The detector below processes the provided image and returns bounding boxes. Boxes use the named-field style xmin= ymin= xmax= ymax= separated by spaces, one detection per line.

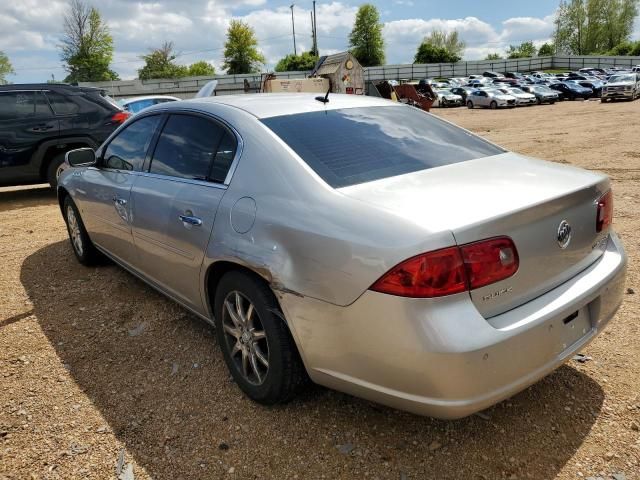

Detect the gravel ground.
xmin=1 ymin=99 xmax=639 ymax=480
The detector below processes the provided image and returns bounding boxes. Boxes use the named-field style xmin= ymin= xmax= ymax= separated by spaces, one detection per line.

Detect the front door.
xmin=130 ymin=113 xmax=238 ymax=313
xmin=77 ymin=114 xmax=163 ymax=265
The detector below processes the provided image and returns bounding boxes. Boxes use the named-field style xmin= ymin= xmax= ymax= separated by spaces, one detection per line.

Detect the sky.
xmin=1 ymin=0 xmax=638 ymax=83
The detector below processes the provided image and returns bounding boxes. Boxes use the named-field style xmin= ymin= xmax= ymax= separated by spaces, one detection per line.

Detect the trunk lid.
xmin=339 ymin=153 xmax=610 ymax=318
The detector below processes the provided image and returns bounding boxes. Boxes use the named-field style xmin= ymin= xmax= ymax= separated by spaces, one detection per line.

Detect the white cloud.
xmin=0 ymin=1 xmax=559 ymax=82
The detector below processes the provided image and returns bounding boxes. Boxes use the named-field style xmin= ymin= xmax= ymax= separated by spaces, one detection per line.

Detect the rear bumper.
xmin=280 ymin=233 xmax=627 ymax=419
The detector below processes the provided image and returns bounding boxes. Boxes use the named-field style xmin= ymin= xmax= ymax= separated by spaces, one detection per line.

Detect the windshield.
xmin=261 ymin=106 xmax=504 ymax=188
xmin=609 ymin=74 xmax=636 ymax=83
xmin=509 ymin=88 xmax=524 ymax=94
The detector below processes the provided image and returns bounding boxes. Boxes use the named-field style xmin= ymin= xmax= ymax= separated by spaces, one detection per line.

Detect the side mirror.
xmin=66 ymin=148 xmax=96 ymax=167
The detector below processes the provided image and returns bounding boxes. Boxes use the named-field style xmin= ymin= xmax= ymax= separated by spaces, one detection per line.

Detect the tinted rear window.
xmin=262 ymin=106 xmax=503 ymax=188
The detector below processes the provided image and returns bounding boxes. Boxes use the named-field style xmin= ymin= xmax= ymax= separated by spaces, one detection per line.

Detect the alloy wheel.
xmin=66 ymin=206 xmax=83 ymax=256
xmin=222 ymin=291 xmax=269 ymax=385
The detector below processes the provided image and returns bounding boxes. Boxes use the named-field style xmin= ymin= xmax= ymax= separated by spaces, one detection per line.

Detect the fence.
xmin=82 ymin=55 xmax=640 ymax=99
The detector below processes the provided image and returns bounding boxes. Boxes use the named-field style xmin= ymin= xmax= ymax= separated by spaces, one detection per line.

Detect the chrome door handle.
xmin=179 ymin=215 xmax=202 ymax=226
xmin=112 ymin=196 xmax=127 ymax=206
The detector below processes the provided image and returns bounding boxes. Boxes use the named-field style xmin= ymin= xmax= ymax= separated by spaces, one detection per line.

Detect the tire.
xmin=537 ymin=98 xmax=542 ymax=105
xmin=214 ymin=271 xmax=307 ymax=405
xmin=490 ymin=100 xmax=498 ymax=110
xmin=46 ymin=152 xmax=67 ymax=188
xmin=467 ymin=100 xmax=474 ymax=109
xmin=601 ymin=98 xmax=608 ymax=103
xmin=550 ymin=100 xmax=556 ymax=105
xmin=63 ymin=196 xmax=100 ymax=266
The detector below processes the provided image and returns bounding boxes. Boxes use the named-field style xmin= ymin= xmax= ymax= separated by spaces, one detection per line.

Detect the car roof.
xmin=120 ymin=95 xmax=181 ymax=104
xmin=158 ymin=93 xmax=397 ymax=119
xmin=0 ymin=83 xmax=104 ymax=94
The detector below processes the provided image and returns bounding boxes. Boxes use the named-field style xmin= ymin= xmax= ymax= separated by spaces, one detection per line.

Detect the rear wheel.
xmin=63 ymin=196 xmax=100 ymax=265
xmin=467 ymin=100 xmax=474 ymax=109
xmin=46 ymin=152 xmax=67 ymax=188
xmin=490 ymin=100 xmax=498 ymax=109
xmin=214 ymin=271 xmax=306 ymax=405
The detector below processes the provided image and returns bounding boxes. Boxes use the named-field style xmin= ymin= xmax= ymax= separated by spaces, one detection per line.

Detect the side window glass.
xmin=210 ymin=131 xmax=237 ymax=183
xmin=103 ymin=115 xmax=161 ymax=171
xmin=0 ymin=92 xmax=48 ymax=120
xmin=35 ymin=92 xmax=53 ymax=116
xmin=44 ymin=91 xmax=80 ymax=115
xmin=149 ymin=114 xmax=224 ymax=181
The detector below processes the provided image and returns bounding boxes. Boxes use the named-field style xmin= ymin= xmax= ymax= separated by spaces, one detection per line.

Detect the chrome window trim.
xmin=136 ymin=171 xmax=228 ymax=190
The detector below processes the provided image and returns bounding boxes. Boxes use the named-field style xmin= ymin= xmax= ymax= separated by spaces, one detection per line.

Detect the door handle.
xmin=179 ymin=215 xmax=202 ymax=226
xmin=32 ymin=124 xmax=55 ymax=132
xmin=112 ymin=196 xmax=127 ymax=206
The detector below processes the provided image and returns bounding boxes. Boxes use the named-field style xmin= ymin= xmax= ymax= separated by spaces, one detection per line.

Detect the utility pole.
xmin=290 ymin=4 xmax=297 ymax=56
xmin=313 ymin=0 xmax=318 ymax=55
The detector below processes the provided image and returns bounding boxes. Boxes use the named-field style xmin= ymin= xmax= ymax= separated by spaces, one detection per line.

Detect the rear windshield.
xmin=262 ymin=106 xmax=503 ymax=188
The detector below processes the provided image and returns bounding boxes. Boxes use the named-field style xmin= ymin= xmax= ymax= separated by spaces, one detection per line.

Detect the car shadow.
xmin=21 ymin=240 xmax=605 ymax=480
xmin=0 ymin=185 xmax=56 ymax=212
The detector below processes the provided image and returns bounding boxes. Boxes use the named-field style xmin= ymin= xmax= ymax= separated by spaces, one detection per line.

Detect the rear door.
xmin=0 ymin=90 xmax=58 ymax=185
xmin=130 ymin=112 xmax=238 ymax=312
xmin=78 ymin=114 xmax=163 ymax=265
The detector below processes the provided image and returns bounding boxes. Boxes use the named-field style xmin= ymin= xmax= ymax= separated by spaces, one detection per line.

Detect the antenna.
xmin=315 ymin=86 xmax=330 ymax=104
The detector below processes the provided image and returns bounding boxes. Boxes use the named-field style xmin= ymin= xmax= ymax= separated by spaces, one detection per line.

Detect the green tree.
xmin=554 ymin=0 xmax=639 ymax=54
xmin=187 ymin=61 xmax=215 ymax=76
xmin=507 ymin=41 xmax=537 ymax=59
xmin=348 ymin=4 xmax=385 ymax=67
xmin=608 ymin=40 xmax=640 ymax=55
xmin=60 ymin=0 xmax=119 ymax=82
xmin=274 ymin=51 xmax=319 ymax=72
xmin=423 ymin=30 xmax=466 ymax=58
xmin=537 ymin=43 xmax=555 ymax=56
xmin=223 ymin=20 xmax=265 ymax=74
xmin=414 ymin=43 xmax=460 ymax=63
xmin=138 ymin=42 xmax=188 ymax=80
xmin=0 ymin=51 xmax=13 ymax=84
xmin=485 ymin=53 xmax=503 ymax=60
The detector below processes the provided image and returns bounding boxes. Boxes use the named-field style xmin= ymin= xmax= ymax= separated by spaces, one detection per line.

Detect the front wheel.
xmin=490 ymin=100 xmax=498 ymax=109
xmin=63 ymin=196 xmax=100 ymax=265
xmin=467 ymin=100 xmax=474 ymax=109
xmin=214 ymin=271 xmax=307 ymax=405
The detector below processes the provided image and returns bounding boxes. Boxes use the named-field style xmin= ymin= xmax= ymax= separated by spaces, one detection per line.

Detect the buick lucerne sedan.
xmin=58 ymin=94 xmax=627 ymax=419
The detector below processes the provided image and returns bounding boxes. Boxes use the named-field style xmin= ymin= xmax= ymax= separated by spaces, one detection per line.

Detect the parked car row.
xmin=418 ymin=67 xmax=640 ymax=109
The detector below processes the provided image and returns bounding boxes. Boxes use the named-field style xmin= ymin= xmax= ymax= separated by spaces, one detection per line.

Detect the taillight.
xmin=370 ymin=247 xmax=467 ymax=298
xmin=460 ymin=237 xmax=519 ymax=290
xmin=596 ymin=190 xmax=613 ymax=233
xmin=370 ymin=237 xmax=519 ymax=298
xmin=111 ymin=111 xmax=131 ymax=124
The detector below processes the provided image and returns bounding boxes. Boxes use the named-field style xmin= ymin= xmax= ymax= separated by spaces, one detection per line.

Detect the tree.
xmin=0 ymin=51 xmax=13 ymax=84
xmin=608 ymin=40 xmax=640 ymax=55
xmin=423 ymin=30 xmax=466 ymax=58
xmin=60 ymin=0 xmax=119 ymax=82
xmin=187 ymin=61 xmax=215 ymax=76
xmin=537 ymin=43 xmax=555 ymax=56
xmin=348 ymin=4 xmax=385 ymax=67
xmin=485 ymin=53 xmax=503 ymax=60
xmin=414 ymin=43 xmax=460 ymax=63
xmin=507 ymin=41 xmax=537 ymax=59
xmin=223 ymin=20 xmax=265 ymax=74
xmin=274 ymin=51 xmax=319 ymax=72
xmin=138 ymin=42 xmax=188 ymax=80
xmin=554 ymin=0 xmax=639 ymax=54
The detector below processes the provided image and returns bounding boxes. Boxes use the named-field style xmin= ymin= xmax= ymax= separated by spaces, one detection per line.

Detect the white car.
xmin=433 ymin=89 xmax=463 ymax=107
xmin=467 ymin=89 xmax=517 ymax=109
xmin=499 ymin=87 xmax=537 ymax=106
xmin=118 ymin=95 xmax=181 ymax=114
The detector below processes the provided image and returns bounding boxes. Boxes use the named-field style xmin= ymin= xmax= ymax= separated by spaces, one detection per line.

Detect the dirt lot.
xmin=1 ymin=99 xmax=639 ymax=480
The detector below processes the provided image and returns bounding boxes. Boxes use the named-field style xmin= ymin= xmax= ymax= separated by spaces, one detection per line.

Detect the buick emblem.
xmin=557 ymin=220 xmax=572 ymax=249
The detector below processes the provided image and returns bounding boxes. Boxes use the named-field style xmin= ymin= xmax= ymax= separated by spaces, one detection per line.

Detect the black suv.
xmin=0 ymin=84 xmax=129 ymax=187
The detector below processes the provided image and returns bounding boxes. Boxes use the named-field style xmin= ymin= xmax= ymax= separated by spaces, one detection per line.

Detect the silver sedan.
xmin=467 ymin=88 xmax=517 ymax=109
xmin=59 ymin=94 xmax=627 ymax=419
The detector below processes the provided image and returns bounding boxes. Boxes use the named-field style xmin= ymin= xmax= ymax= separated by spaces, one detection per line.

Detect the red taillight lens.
xmin=596 ymin=190 xmax=613 ymax=233
xmin=370 ymin=247 xmax=467 ymax=298
xmin=370 ymin=237 xmax=519 ymax=298
xmin=111 ymin=111 xmax=131 ymax=124
xmin=460 ymin=237 xmax=519 ymax=290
